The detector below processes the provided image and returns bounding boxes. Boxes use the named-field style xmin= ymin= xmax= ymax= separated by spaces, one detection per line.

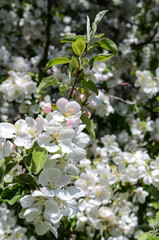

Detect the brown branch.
xmin=107 ymin=94 xmax=135 ymax=105
xmin=41 ymin=0 xmax=53 ymax=67
xmin=107 ymin=82 xmax=130 ymax=89
xmin=67 ymin=69 xmax=82 ymax=100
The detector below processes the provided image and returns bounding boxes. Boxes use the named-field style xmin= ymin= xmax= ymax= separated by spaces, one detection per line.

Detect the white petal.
xmin=20 ymin=195 xmax=34 ymax=208
xmin=66 ymin=101 xmax=81 ymax=114
xmin=67 ymin=186 xmax=85 ymax=199
xmin=52 ymin=111 xmax=65 ymax=122
xmin=14 ymin=134 xmax=34 ymax=149
xmin=44 ymin=199 xmax=60 ymax=219
xmin=34 ymin=217 xmax=48 ymax=235
xmin=59 ymin=139 xmax=72 ymax=153
xmin=56 ymin=98 xmax=68 ymax=114
xmin=0 ymin=123 xmax=16 ymax=138
xmin=24 ymin=208 xmax=40 ymax=222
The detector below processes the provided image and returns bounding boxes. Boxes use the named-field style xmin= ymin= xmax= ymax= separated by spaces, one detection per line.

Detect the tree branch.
xmin=107 ymin=94 xmax=135 ymax=105
xmin=107 ymin=82 xmax=130 ymax=89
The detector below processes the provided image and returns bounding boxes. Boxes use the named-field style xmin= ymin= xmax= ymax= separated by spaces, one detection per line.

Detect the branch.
xmin=107 ymin=82 xmax=130 ymax=89
xmin=41 ymin=0 xmax=53 ymax=66
xmin=107 ymin=94 xmax=135 ymax=105
xmin=67 ymin=69 xmax=82 ymax=100
xmin=67 ymin=43 xmax=87 ymax=100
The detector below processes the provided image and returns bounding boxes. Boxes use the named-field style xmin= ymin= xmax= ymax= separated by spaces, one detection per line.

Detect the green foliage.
xmin=24 ymin=146 xmax=47 ymax=175
xmin=36 ymin=75 xmax=58 ymax=93
xmin=92 ymin=10 xmax=108 ymax=37
xmin=1 ymin=184 xmax=27 ymax=205
xmin=81 ymin=114 xmax=95 ymax=141
xmin=99 ymin=38 xmax=118 ymax=54
xmin=69 ymin=56 xmax=78 ymax=77
xmin=45 ymin=57 xmax=70 ymax=70
xmin=80 ymin=79 xmax=98 ymax=95
xmin=72 ymin=38 xmax=86 ymax=56
xmin=32 ymin=146 xmax=48 ymax=174
xmin=61 ymin=35 xmax=78 ymax=43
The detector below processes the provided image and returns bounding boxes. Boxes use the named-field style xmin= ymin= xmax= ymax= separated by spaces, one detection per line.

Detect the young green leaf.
xmin=138 ymin=233 xmax=149 ymax=240
xmin=61 ymin=35 xmax=78 ymax=43
xmin=1 ymin=184 xmax=25 ymax=205
xmin=12 ymin=173 xmax=37 ymax=190
xmin=80 ymin=79 xmax=98 ymax=95
xmin=32 ymin=146 xmax=48 ymax=174
xmin=45 ymin=57 xmax=70 ymax=70
xmin=92 ymin=10 xmax=108 ymax=36
xmin=81 ymin=114 xmax=95 ymax=141
xmin=69 ymin=56 xmax=78 ymax=76
xmin=99 ymin=38 xmax=118 ymax=54
xmin=86 ymin=15 xmax=91 ymax=41
xmin=58 ymin=83 xmax=67 ymax=96
xmin=37 ymin=76 xmax=58 ymax=93
xmin=72 ymin=38 xmax=86 ymax=56
xmin=94 ymin=33 xmax=105 ymax=38
xmin=93 ymin=54 xmax=114 ymax=62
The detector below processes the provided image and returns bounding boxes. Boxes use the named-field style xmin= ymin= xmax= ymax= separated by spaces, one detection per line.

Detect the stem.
xmin=41 ymin=0 xmax=53 ymax=66
xmin=67 ymin=43 xmax=87 ymax=100
xmin=107 ymin=82 xmax=130 ymax=89
xmin=107 ymin=93 xmax=135 ymax=105
xmin=67 ymin=69 xmax=82 ymax=100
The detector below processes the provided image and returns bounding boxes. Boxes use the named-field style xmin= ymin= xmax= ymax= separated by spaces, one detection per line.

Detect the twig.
xmin=107 ymin=93 xmax=135 ymax=105
xmin=67 ymin=69 xmax=82 ymax=100
xmin=107 ymin=82 xmax=130 ymax=89
xmin=67 ymin=43 xmax=87 ymax=100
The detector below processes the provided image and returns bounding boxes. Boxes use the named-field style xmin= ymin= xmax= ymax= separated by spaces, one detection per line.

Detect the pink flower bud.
xmin=72 ymin=89 xmax=78 ymax=98
xmin=42 ymin=103 xmax=52 ymax=114
xmin=46 ymin=69 xmax=52 ymax=75
xmin=79 ymin=93 xmax=87 ymax=103
xmin=83 ymin=111 xmax=91 ymax=119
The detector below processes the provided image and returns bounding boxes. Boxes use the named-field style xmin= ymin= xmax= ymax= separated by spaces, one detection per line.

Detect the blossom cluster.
xmin=0 ymin=98 xmax=89 ymax=237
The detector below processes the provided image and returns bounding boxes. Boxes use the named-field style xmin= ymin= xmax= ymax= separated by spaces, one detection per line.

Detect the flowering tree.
xmin=0 ymin=0 xmax=159 ymax=240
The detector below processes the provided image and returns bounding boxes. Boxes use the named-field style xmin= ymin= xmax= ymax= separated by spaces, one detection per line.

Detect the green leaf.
xmin=83 ymin=58 xmax=90 ymax=65
xmin=93 ymin=54 xmax=114 ymax=62
xmin=37 ymin=75 xmax=58 ymax=93
xmin=153 ymin=107 xmax=159 ymax=112
xmin=72 ymin=38 xmax=86 ymax=56
xmin=93 ymin=41 xmax=100 ymax=48
xmin=12 ymin=173 xmax=37 ymax=190
xmin=94 ymin=33 xmax=105 ymax=38
xmin=45 ymin=57 xmax=70 ymax=70
xmin=58 ymin=83 xmax=67 ymax=96
xmin=92 ymin=10 xmax=108 ymax=36
xmin=32 ymin=146 xmax=48 ymax=174
xmin=86 ymin=16 xmax=91 ymax=41
xmin=99 ymin=38 xmax=118 ymax=54
xmin=1 ymin=184 xmax=25 ymax=205
xmin=80 ymin=79 xmax=98 ymax=95
xmin=138 ymin=233 xmax=149 ymax=240
xmin=81 ymin=114 xmax=95 ymax=141
xmin=69 ymin=56 xmax=78 ymax=77
xmin=24 ymin=154 xmax=35 ymax=173
xmin=61 ymin=35 xmax=78 ymax=43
